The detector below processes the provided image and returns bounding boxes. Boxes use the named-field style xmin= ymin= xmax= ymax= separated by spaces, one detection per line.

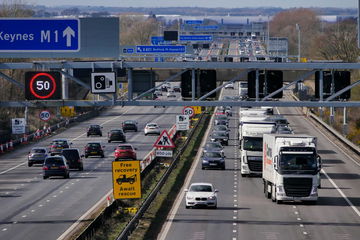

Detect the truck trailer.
xmin=262 ymin=134 xmax=321 ymax=204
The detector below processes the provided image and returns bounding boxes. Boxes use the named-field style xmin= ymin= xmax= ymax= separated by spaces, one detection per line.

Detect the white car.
xmin=224 ymin=82 xmax=234 ymax=89
xmin=184 ymin=182 xmax=218 ymax=209
xmin=144 ymin=123 xmax=160 ymax=136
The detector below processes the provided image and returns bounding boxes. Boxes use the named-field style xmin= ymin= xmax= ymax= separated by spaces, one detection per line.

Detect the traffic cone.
xmin=22 ymin=134 xmax=29 ymax=144
xmin=0 ymin=144 xmax=4 ymax=153
xmin=9 ymin=140 xmax=14 ymax=150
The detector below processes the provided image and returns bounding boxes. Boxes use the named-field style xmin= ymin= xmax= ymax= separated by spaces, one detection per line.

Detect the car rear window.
xmin=90 ymin=125 xmax=100 ymax=128
xmin=45 ymin=157 xmax=64 ymax=165
xmin=53 ymin=140 xmax=66 ymax=145
xmin=31 ymin=149 xmax=46 ymax=153
xmin=148 ymin=124 xmax=157 ymax=127
xmin=87 ymin=143 xmax=100 ymax=147
xmin=190 ymin=185 xmax=213 ymax=192
xmin=111 ymin=130 xmax=123 ymax=134
xmin=117 ymin=146 xmax=133 ymax=150
xmin=62 ymin=150 xmax=79 ymax=159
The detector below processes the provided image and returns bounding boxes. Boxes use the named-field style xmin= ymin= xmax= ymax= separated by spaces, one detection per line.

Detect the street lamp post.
xmin=296 ymin=23 xmax=301 ymax=62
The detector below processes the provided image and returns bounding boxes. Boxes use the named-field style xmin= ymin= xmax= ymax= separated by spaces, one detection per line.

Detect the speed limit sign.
xmin=182 ymin=106 xmax=195 ymax=118
xmin=25 ymin=72 xmax=62 ymax=100
xmin=39 ymin=110 xmax=51 ymax=121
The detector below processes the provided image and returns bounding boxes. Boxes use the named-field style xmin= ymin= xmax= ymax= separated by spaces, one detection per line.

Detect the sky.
xmin=30 ymin=0 xmax=357 ymax=8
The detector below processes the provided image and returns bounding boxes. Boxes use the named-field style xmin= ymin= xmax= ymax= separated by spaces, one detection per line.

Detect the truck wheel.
xmin=271 ymin=185 xmax=276 ymax=202
xmin=241 ymin=174 xmax=247 ymax=177
xmin=264 ymin=181 xmax=271 ymax=199
xmin=276 ymin=200 xmax=283 ymax=204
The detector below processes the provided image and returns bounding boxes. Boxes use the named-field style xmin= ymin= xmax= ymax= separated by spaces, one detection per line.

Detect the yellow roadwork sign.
xmin=193 ymin=106 xmax=202 ymax=114
xmin=112 ymin=161 xmax=141 ymax=199
xmin=60 ymin=106 xmax=75 ymax=117
xmin=123 ymin=207 xmax=138 ymax=214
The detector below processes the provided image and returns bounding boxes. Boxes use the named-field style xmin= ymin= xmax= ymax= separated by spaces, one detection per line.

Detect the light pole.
xmin=295 ymin=23 xmax=301 ymax=62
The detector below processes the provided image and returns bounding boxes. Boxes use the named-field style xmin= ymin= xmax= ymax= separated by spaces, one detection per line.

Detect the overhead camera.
xmin=94 ymin=75 xmax=112 ymax=90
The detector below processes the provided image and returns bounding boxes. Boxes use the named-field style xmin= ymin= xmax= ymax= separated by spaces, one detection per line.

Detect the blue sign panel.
xmin=136 ymin=45 xmax=185 ymax=53
xmin=179 ymin=35 xmax=213 ymax=41
xmin=194 ymin=25 xmax=219 ymax=30
xmin=0 ymin=18 xmax=80 ymax=52
xmin=151 ymin=36 xmax=164 ymax=45
xmin=185 ymin=20 xmax=203 ymax=25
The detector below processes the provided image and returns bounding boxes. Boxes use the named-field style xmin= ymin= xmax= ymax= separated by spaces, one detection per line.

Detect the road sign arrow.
xmin=63 ymin=26 xmax=75 ymax=47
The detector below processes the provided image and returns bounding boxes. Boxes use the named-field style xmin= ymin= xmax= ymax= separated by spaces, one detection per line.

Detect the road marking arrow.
xmin=63 ymin=26 xmax=75 ymax=47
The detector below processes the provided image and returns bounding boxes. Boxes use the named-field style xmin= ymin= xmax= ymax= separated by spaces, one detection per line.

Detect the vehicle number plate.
xmin=209 ymin=163 xmax=217 ymax=166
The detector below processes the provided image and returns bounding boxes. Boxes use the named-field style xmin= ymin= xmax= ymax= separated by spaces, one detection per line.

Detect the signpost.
xmin=0 ymin=18 xmax=80 ymax=52
xmin=91 ymin=72 xmax=116 ymax=94
xmin=182 ymin=106 xmax=195 ymax=118
xmin=179 ymin=35 xmax=213 ymax=41
xmin=12 ymin=118 xmax=25 ymax=134
xmin=39 ymin=110 xmax=51 ymax=121
xmin=25 ymin=72 xmax=62 ymax=100
xmin=136 ymin=45 xmax=186 ymax=54
xmin=112 ymin=161 xmax=141 ymax=199
xmin=155 ymin=150 xmax=173 ymax=157
xmin=176 ymin=115 xmax=190 ymax=131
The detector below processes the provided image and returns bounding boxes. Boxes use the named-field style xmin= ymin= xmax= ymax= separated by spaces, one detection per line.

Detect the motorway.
xmin=159 ymin=87 xmax=360 ymax=240
xmin=0 ymin=98 xmax=182 ymax=240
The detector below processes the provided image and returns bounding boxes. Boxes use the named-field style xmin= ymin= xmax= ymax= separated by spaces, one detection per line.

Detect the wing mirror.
xmin=274 ymin=155 xmax=279 ymax=171
xmin=214 ymin=189 xmax=219 ymax=193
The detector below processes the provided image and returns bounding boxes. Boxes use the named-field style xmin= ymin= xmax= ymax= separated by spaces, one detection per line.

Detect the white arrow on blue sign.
xmin=179 ymin=35 xmax=213 ymax=41
xmin=136 ymin=45 xmax=186 ymax=53
xmin=0 ymin=18 xmax=80 ymax=52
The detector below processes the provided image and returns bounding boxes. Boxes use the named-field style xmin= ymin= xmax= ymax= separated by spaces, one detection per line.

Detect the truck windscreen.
xmin=280 ymin=154 xmax=317 ymax=171
xmin=243 ymin=137 xmax=263 ymax=151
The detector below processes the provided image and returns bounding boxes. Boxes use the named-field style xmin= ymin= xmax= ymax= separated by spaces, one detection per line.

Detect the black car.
xmin=61 ymin=148 xmax=84 ymax=170
xmin=210 ymin=131 xmax=229 ymax=146
xmin=201 ymin=151 xmax=225 ymax=170
xmin=122 ymin=120 xmax=138 ymax=132
xmin=84 ymin=142 xmax=105 ymax=158
xmin=87 ymin=124 xmax=102 ymax=137
xmin=173 ymin=86 xmax=181 ymax=92
xmin=43 ymin=156 xmax=70 ymax=179
xmin=108 ymin=129 xmax=126 ymax=143
xmin=28 ymin=147 xmax=48 ymax=167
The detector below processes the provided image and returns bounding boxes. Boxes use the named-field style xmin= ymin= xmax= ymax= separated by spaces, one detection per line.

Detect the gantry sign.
xmin=1 ymin=61 xmax=360 ymax=108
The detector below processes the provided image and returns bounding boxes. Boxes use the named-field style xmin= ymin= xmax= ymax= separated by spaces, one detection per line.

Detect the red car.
xmin=114 ymin=144 xmax=137 ymax=160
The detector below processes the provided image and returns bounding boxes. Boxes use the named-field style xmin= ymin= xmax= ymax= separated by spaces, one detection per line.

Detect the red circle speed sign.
xmin=25 ymin=71 xmax=62 ymax=100
xmin=182 ymin=106 xmax=195 ymax=118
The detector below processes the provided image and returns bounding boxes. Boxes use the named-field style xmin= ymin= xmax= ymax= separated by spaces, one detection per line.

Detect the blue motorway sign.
xmin=194 ymin=25 xmax=219 ymax=30
xmin=179 ymin=35 xmax=213 ymax=41
xmin=185 ymin=20 xmax=203 ymax=25
xmin=0 ymin=18 xmax=80 ymax=52
xmin=151 ymin=36 xmax=164 ymax=45
xmin=136 ymin=45 xmax=186 ymax=53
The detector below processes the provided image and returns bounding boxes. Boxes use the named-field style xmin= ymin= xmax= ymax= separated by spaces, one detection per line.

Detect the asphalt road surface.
xmin=159 ymin=88 xmax=360 ymax=240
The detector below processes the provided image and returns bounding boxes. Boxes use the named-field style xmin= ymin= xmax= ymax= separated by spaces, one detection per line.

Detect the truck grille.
xmin=248 ymin=160 xmax=262 ymax=172
xmin=284 ymin=178 xmax=312 ymax=197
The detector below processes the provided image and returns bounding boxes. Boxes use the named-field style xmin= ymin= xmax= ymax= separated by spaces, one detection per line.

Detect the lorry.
xmin=239 ymin=122 xmax=276 ymax=177
xmin=262 ymin=134 xmax=321 ymax=204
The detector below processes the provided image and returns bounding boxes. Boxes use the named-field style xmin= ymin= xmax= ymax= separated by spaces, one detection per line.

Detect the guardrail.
xmin=117 ymin=113 xmax=205 ymax=240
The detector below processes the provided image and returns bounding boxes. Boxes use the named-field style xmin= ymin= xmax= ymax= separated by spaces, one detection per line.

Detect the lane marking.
xmin=322 ymin=169 xmax=360 ymax=217
xmin=0 ymin=162 xmax=26 ymax=175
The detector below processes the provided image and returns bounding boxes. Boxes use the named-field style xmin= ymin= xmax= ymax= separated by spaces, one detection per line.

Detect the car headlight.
xmin=186 ymin=195 xmax=194 ymax=200
xmin=208 ymin=196 xmax=216 ymax=200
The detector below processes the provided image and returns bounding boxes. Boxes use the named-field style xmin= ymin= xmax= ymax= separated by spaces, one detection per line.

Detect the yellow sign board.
xmin=193 ymin=106 xmax=202 ymax=114
xmin=112 ymin=161 xmax=141 ymax=199
xmin=60 ymin=106 xmax=75 ymax=117
xmin=122 ymin=207 xmax=138 ymax=214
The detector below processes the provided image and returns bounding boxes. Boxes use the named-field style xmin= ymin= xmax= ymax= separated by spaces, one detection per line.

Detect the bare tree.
xmin=120 ymin=15 xmax=159 ymax=45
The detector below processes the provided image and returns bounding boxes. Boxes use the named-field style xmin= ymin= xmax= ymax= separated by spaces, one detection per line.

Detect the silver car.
xmin=28 ymin=147 xmax=49 ymax=167
xmin=144 ymin=123 xmax=160 ymax=136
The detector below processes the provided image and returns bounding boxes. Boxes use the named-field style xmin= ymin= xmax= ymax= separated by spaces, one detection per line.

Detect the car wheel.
xmin=85 ymin=155 xmax=88 ymax=158
xmin=101 ymin=154 xmax=105 ymax=158
xmin=108 ymin=140 xmax=111 ymax=143
xmin=185 ymin=205 xmax=190 ymax=209
xmin=28 ymin=163 xmax=32 ymax=167
xmin=65 ymin=173 xmax=70 ymax=179
xmin=100 ymin=134 xmax=102 ymax=137
xmin=221 ymin=166 xmax=225 ymax=170
xmin=87 ymin=134 xmax=89 ymax=137
xmin=145 ymin=133 xmax=147 ymax=136
xmin=43 ymin=176 xmax=48 ymax=179
xmin=79 ymin=166 xmax=83 ymax=171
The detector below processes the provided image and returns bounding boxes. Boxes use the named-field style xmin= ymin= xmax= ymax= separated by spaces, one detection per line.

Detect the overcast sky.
xmin=31 ymin=0 xmax=357 ymax=8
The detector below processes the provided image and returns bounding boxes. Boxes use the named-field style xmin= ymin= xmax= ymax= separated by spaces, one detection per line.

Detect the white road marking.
xmin=31 ymin=210 xmax=35 ymax=213
xmin=2 ymin=228 xmax=7 ymax=232
xmin=297 ymin=218 xmax=301 ymax=221
xmin=294 ymin=211 xmax=299 ymax=215
xmin=22 ymin=215 xmax=26 ymax=218
xmin=322 ymin=169 xmax=360 ymax=217
xmin=38 ymin=205 xmax=43 ymax=207
xmin=233 ymin=230 xmax=237 ymax=233
xmin=303 ymin=232 xmax=308 ymax=235
xmin=46 ymin=199 xmax=50 ymax=202
xmin=0 ymin=162 xmax=26 ymax=175
xmin=300 ymin=224 xmax=304 ymax=228
xmin=233 ymin=223 xmax=237 ymax=226
xmin=53 ymin=195 xmax=57 ymax=198
xmin=233 ymin=216 xmax=237 ymax=219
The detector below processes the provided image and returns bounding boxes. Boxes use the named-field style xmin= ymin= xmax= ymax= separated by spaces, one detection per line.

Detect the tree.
xmin=0 ymin=0 xmax=34 ymax=17
xmin=270 ymin=8 xmax=320 ymax=58
xmin=120 ymin=15 xmax=159 ymax=45
xmin=316 ymin=19 xmax=359 ymax=62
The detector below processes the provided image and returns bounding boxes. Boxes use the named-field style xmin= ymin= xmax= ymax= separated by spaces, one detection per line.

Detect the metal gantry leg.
xmin=128 ymin=68 xmax=133 ymax=101
xmin=343 ymin=107 xmax=348 ymax=135
xmin=191 ymin=68 xmax=196 ymax=101
xmin=255 ymin=69 xmax=259 ymax=101
xmin=319 ymin=70 xmax=324 ymax=118
xmin=330 ymin=107 xmax=335 ymax=125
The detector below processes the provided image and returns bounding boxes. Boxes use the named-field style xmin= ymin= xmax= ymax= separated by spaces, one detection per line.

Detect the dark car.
xmin=210 ymin=131 xmax=229 ymax=146
xmin=108 ymin=129 xmax=126 ymax=143
xmin=203 ymin=142 xmax=224 ymax=156
xmin=61 ymin=148 xmax=84 ymax=170
xmin=28 ymin=147 xmax=48 ymax=167
xmin=84 ymin=142 xmax=105 ymax=158
xmin=276 ymin=125 xmax=293 ymax=134
xmin=87 ymin=124 xmax=102 ymax=137
xmin=214 ymin=119 xmax=229 ymax=127
xmin=173 ymin=86 xmax=181 ymax=92
xmin=43 ymin=155 xmax=70 ymax=179
xmin=49 ymin=139 xmax=71 ymax=156
xmin=122 ymin=120 xmax=138 ymax=132
xmin=201 ymin=151 xmax=225 ymax=170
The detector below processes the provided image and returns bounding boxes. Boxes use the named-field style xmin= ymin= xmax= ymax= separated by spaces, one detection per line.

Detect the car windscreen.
xmin=31 ymin=149 xmax=46 ymax=153
xmin=117 ymin=146 xmax=133 ymax=150
xmin=90 ymin=125 xmax=100 ymax=129
xmin=62 ymin=150 xmax=79 ymax=160
xmin=213 ymin=132 xmax=227 ymax=137
xmin=215 ymin=126 xmax=227 ymax=131
xmin=205 ymin=143 xmax=221 ymax=149
xmin=111 ymin=130 xmax=123 ymax=134
xmin=87 ymin=143 xmax=100 ymax=148
xmin=204 ymin=152 xmax=222 ymax=158
xmin=45 ymin=158 xmax=64 ymax=165
xmin=190 ymin=185 xmax=213 ymax=192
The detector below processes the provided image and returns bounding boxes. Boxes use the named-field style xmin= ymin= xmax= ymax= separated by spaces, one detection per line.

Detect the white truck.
xmin=262 ymin=134 xmax=321 ymax=204
xmin=239 ymin=122 xmax=276 ymax=177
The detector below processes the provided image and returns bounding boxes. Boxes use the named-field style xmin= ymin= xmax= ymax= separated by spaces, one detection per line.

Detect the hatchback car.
xmin=213 ymin=125 xmax=230 ymax=138
xmin=144 ymin=123 xmax=160 ymax=135
xmin=203 ymin=142 xmax=224 ymax=156
xmin=114 ymin=144 xmax=137 ymax=160
xmin=210 ymin=131 xmax=229 ymax=146
xmin=28 ymin=147 xmax=48 ymax=167
xmin=173 ymin=86 xmax=181 ymax=92
xmin=108 ymin=129 xmax=126 ymax=143
xmin=201 ymin=151 xmax=225 ymax=170
xmin=84 ymin=142 xmax=105 ymax=158
xmin=185 ymin=183 xmax=218 ymax=209
xmin=49 ymin=139 xmax=72 ymax=155
xmin=122 ymin=120 xmax=138 ymax=132
xmin=87 ymin=124 xmax=102 ymax=137
xmin=61 ymin=148 xmax=84 ymax=170
xmin=43 ymin=155 xmax=70 ymax=179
